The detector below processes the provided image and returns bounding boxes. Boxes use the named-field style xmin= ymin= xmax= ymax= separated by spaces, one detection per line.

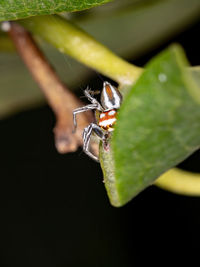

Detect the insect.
xmin=73 ymin=81 xmax=122 ymax=161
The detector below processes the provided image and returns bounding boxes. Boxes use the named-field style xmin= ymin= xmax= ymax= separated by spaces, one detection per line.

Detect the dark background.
xmin=0 ymin=19 xmax=200 ymax=267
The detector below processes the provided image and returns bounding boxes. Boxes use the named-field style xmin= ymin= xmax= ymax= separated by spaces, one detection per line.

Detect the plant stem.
xmin=7 ymin=21 xmax=97 ymax=154
xmin=155 ymin=168 xmax=200 ymax=196
xmin=19 ymin=15 xmax=143 ymax=86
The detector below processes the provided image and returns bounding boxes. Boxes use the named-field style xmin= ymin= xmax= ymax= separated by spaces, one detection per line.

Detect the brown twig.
xmin=6 ymin=21 xmax=97 ymax=155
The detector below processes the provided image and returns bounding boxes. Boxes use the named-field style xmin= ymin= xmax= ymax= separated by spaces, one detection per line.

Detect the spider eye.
xmin=101 ymin=82 xmax=122 ymax=110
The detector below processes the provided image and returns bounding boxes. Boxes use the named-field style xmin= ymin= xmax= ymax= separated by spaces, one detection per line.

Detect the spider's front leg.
xmin=72 ymin=103 xmax=99 ymax=133
xmin=83 ymin=123 xmax=108 ymax=162
xmin=84 ymin=87 xmax=102 ymax=109
xmin=73 ymin=89 xmax=103 ymax=133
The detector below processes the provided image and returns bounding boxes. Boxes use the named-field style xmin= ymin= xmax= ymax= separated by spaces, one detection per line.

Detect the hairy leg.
xmin=72 ymin=104 xmax=99 ymax=132
xmin=82 ymin=123 xmax=107 ymax=162
xmin=84 ymin=87 xmax=103 ymax=111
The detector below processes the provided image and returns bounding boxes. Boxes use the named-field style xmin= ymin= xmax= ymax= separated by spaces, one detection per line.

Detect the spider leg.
xmin=83 ymin=123 xmax=106 ymax=162
xmin=84 ymin=87 xmax=103 ymax=111
xmin=73 ymin=103 xmax=99 ymax=133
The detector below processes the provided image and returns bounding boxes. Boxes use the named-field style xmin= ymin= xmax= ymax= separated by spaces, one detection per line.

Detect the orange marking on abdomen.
xmin=98 ymin=109 xmax=117 ymax=130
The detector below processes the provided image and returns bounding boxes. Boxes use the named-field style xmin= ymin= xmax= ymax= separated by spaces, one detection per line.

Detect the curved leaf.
xmin=100 ymin=45 xmax=200 ymax=207
xmin=0 ymin=0 xmax=111 ymax=22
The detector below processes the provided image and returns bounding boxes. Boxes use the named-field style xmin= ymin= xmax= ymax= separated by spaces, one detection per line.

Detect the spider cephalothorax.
xmin=73 ymin=81 xmax=122 ymax=161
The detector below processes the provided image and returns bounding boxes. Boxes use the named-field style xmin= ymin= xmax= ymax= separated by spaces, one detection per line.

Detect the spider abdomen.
xmin=98 ymin=109 xmax=117 ymax=131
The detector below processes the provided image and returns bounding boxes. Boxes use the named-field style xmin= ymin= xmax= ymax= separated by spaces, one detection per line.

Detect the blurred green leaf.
xmin=0 ymin=0 xmax=111 ymax=21
xmin=100 ymin=45 xmax=200 ymax=207
xmin=77 ymin=0 xmax=200 ymax=59
xmin=0 ymin=33 xmax=14 ymax=51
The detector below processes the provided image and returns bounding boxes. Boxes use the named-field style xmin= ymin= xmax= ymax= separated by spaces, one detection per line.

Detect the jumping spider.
xmin=73 ymin=81 xmax=122 ymax=161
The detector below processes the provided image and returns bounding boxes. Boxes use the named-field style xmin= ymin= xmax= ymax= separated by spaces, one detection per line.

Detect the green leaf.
xmin=0 ymin=0 xmax=111 ymax=21
xmin=100 ymin=45 xmax=200 ymax=207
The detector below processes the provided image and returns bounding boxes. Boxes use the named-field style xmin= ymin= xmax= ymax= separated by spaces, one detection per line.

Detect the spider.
xmin=73 ymin=81 xmax=122 ymax=161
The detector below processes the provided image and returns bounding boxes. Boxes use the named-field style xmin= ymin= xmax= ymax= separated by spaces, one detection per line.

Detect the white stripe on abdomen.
xmin=99 ymin=118 xmax=116 ymax=127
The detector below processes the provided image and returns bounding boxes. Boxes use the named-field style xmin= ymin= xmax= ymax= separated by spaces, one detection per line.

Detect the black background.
xmin=0 ymin=19 xmax=200 ymax=266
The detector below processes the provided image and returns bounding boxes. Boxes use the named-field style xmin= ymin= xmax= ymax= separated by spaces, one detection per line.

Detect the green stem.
xmin=155 ymin=168 xmax=200 ymax=196
xmin=19 ymin=15 xmax=143 ymax=86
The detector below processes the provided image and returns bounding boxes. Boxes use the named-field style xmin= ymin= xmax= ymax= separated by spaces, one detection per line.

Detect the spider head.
xmin=100 ymin=81 xmax=122 ymax=110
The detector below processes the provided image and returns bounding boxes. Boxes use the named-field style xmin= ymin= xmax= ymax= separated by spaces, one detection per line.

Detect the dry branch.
xmin=7 ymin=22 xmax=97 ymax=155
